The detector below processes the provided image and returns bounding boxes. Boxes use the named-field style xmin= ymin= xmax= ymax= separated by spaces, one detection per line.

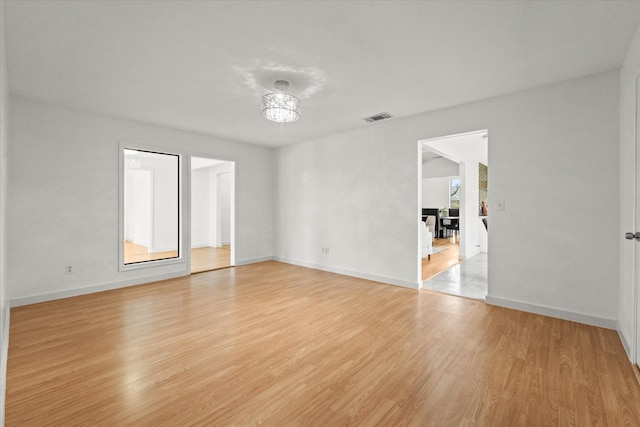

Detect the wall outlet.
xmin=321 ymin=247 xmax=330 ymax=254
xmin=65 ymin=265 xmax=73 ymax=274
xmin=496 ymin=200 xmax=505 ymax=211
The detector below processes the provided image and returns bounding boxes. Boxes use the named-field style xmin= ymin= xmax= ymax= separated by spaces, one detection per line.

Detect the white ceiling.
xmin=4 ymin=1 xmax=639 ymax=147
xmin=422 ymin=130 xmax=488 ymax=166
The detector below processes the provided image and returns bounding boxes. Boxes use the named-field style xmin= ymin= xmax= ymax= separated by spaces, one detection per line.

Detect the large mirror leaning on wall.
xmin=123 ymin=148 xmax=180 ymax=265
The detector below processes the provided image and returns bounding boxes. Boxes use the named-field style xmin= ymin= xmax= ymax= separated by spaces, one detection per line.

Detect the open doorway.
xmin=419 ymin=130 xmax=488 ymax=300
xmin=190 ymin=156 xmax=235 ymax=273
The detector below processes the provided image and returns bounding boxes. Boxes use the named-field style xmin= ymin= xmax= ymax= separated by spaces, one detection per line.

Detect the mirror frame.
xmin=118 ymin=142 xmax=185 ymax=271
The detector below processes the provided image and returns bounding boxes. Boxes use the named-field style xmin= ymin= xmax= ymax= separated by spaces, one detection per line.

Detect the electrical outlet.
xmin=321 ymin=247 xmax=330 ymax=254
xmin=65 ymin=265 xmax=73 ymax=274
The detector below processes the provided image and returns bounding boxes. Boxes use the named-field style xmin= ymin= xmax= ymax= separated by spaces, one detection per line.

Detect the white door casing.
xmin=635 ymin=73 xmax=640 ymax=369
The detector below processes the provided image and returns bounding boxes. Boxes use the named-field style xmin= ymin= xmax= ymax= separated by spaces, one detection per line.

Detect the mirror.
xmin=123 ymin=148 xmax=179 ymax=264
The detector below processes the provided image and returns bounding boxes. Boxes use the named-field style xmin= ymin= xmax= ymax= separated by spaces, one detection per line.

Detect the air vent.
xmin=363 ymin=112 xmax=393 ymax=123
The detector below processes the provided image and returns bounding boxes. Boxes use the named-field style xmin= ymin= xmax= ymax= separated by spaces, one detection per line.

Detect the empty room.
xmin=1 ymin=1 xmax=640 ymax=425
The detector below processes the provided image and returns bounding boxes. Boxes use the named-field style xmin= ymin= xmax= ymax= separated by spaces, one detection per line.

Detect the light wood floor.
xmin=7 ymin=262 xmax=640 ymax=426
xmin=124 ymin=241 xmax=178 ymax=264
xmin=191 ymin=245 xmax=231 ymax=273
xmin=422 ymin=237 xmax=461 ymax=281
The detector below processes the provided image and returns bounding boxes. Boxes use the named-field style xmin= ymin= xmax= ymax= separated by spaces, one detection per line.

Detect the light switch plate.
xmin=496 ymin=200 xmax=505 ymax=211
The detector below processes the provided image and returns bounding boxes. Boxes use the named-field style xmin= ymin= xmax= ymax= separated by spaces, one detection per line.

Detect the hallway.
xmin=423 ymin=253 xmax=487 ymax=300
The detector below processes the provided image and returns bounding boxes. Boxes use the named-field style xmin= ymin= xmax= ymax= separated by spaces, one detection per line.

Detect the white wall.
xmin=618 ymin=22 xmax=640 ymax=360
xmin=0 ymin=2 xmax=9 ymax=423
xmin=218 ymin=172 xmax=231 ymax=245
xmin=459 ymin=160 xmax=480 ymax=260
xmin=124 ymin=169 xmax=152 ymax=247
xmin=7 ymin=97 xmax=274 ymax=303
xmin=142 ymin=153 xmax=179 ymax=252
xmin=276 ymin=70 xmax=620 ymax=327
xmin=422 ymin=177 xmax=454 ymax=211
xmin=422 ymin=157 xmax=459 ymax=178
xmin=191 ymin=162 xmax=233 ymax=249
xmin=191 ymin=168 xmax=210 ymax=248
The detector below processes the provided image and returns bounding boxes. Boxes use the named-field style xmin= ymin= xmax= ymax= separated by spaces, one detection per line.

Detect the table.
xmin=440 ymin=216 xmax=459 ymax=238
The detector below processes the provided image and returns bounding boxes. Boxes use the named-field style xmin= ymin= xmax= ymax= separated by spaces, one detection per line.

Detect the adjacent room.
xmin=190 ymin=156 xmax=235 ymax=273
xmin=420 ymin=130 xmax=489 ymax=300
xmin=1 ymin=1 xmax=640 ymax=425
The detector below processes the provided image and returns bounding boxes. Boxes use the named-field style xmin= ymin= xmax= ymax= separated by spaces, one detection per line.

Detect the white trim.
xmin=274 ymin=257 xmax=420 ymax=290
xmin=486 ymin=295 xmax=617 ymax=330
xmin=148 ymin=246 xmax=179 ymax=253
xmin=619 ymin=321 xmax=633 ymax=358
xmin=190 ymin=243 xmax=211 ymax=249
xmin=235 ymin=256 xmax=273 ymax=266
xmin=9 ymin=271 xmax=187 ymax=307
xmin=633 ymin=72 xmax=640 ymax=366
xmin=0 ymin=306 xmax=9 ymax=427
xmin=458 ymin=247 xmax=480 ymax=261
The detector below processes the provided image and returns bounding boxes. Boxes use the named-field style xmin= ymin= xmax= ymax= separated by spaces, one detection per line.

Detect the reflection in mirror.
xmin=123 ymin=149 xmax=179 ymax=264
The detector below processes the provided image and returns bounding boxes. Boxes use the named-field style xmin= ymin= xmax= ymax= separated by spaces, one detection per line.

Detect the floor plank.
xmin=191 ymin=246 xmax=231 ymax=273
xmin=6 ymin=261 xmax=640 ymax=426
xmin=422 ymin=237 xmax=460 ymax=281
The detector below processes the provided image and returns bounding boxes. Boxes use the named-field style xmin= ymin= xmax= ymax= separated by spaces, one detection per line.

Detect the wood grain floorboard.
xmin=422 ymin=237 xmax=460 ymax=281
xmin=191 ymin=246 xmax=231 ymax=273
xmin=6 ymin=261 xmax=640 ymax=426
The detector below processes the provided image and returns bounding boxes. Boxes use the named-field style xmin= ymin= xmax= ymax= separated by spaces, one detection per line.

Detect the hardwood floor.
xmin=124 ymin=241 xmax=178 ymax=264
xmin=7 ymin=261 xmax=640 ymax=426
xmin=422 ymin=237 xmax=460 ymax=281
xmin=191 ymin=246 xmax=231 ymax=273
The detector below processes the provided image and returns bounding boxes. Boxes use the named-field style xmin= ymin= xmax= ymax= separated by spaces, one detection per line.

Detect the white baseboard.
xmin=190 ymin=243 xmax=211 ymax=249
xmin=149 ymin=246 xmax=178 ymax=254
xmin=10 ymin=271 xmax=187 ymax=307
xmin=618 ymin=321 xmax=635 ymax=363
xmin=459 ymin=247 xmax=481 ymax=261
xmin=274 ymin=257 xmax=420 ymax=290
xmin=235 ymin=256 xmax=273 ymax=266
xmin=1 ymin=305 xmax=9 ymax=427
xmin=485 ymin=295 xmax=617 ymax=330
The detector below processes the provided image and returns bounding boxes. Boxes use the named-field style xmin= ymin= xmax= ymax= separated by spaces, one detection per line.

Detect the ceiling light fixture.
xmin=261 ymin=80 xmax=300 ymax=123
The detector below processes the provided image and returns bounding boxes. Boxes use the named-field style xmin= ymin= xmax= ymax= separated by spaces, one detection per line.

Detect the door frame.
xmin=634 ymin=72 xmax=640 ymax=367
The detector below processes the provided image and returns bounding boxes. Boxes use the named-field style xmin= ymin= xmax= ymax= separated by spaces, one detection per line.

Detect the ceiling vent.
xmin=363 ymin=112 xmax=392 ymax=123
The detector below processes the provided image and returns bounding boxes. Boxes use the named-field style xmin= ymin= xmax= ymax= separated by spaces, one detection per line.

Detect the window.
xmin=449 ymin=178 xmax=460 ymax=209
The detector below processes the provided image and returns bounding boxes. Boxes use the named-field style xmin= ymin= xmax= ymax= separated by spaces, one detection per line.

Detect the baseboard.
xmin=149 ymin=246 xmax=177 ymax=254
xmin=10 ymin=271 xmax=187 ymax=307
xmin=274 ymin=256 xmax=420 ymax=290
xmin=485 ymin=295 xmax=617 ymax=330
xmin=0 ymin=305 xmax=10 ymax=427
xmin=235 ymin=256 xmax=273 ymax=266
xmin=459 ymin=247 xmax=481 ymax=261
xmin=632 ymin=362 xmax=640 ymax=387
xmin=190 ymin=243 xmax=211 ymax=249
xmin=618 ymin=321 xmax=634 ymax=362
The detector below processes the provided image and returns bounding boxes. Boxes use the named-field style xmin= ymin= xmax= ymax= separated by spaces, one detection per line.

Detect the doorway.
xmin=190 ymin=156 xmax=235 ymax=273
xmin=419 ymin=130 xmax=489 ymax=299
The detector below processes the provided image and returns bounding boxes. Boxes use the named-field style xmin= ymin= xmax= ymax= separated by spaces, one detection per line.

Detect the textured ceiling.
xmin=4 ymin=1 xmax=639 ymax=147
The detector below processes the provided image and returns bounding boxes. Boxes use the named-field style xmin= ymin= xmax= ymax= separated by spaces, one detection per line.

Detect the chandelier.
xmin=261 ymin=80 xmax=300 ymax=123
